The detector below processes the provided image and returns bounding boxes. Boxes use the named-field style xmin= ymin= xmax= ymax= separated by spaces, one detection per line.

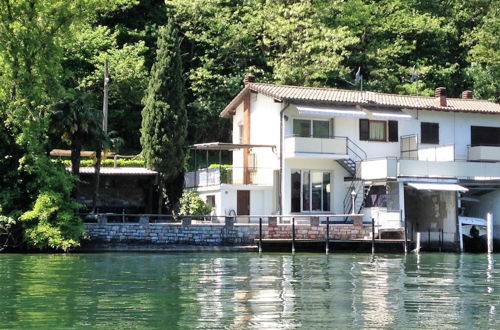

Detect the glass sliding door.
xmin=290 ymin=170 xmax=331 ymax=212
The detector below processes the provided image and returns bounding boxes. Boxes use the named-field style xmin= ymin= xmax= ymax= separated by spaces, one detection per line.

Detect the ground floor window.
xmin=291 ymin=170 xmax=331 ymax=212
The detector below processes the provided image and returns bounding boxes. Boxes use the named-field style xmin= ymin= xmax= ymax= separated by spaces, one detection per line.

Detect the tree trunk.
xmin=157 ymin=178 xmax=163 ymax=215
xmin=70 ymin=141 xmax=82 ymax=198
xmin=91 ymin=147 xmax=102 ymax=213
xmin=165 ymin=171 xmax=185 ymax=214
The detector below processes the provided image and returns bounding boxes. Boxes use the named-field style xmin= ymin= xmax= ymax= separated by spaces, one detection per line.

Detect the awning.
xmin=364 ymin=109 xmax=413 ymax=121
xmin=295 ymin=105 xmax=367 ymax=118
xmin=408 ymin=183 xmax=468 ymax=192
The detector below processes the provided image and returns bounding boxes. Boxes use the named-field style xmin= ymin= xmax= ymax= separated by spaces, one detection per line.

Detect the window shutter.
xmin=359 ymin=119 xmax=369 ymax=140
xmin=388 ymin=121 xmax=398 ymax=142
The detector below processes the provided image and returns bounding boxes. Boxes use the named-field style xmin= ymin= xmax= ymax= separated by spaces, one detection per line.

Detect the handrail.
xmin=345 ymin=137 xmax=367 ymax=161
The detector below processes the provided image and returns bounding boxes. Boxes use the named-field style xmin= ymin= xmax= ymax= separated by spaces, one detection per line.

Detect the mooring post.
xmin=371 ymin=218 xmax=375 ymax=254
xmin=259 ymin=217 xmax=263 ymax=253
xmin=487 ymin=212 xmax=493 ymax=254
xmin=325 ymin=217 xmax=330 ymax=254
xmin=292 ymin=217 xmax=296 ymax=254
xmin=415 ymin=232 xmax=421 ymax=253
xmin=428 ymin=228 xmax=431 ymax=250
xmin=440 ymin=228 xmax=443 ymax=252
xmin=402 ymin=209 xmax=407 ymax=254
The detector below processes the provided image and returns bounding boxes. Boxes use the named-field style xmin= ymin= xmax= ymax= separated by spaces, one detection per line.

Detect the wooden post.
xmin=259 ymin=217 xmax=263 ymax=253
xmin=428 ymin=228 xmax=431 ymax=250
xmin=402 ymin=209 xmax=407 ymax=254
xmin=325 ymin=217 xmax=330 ymax=254
xmin=458 ymin=217 xmax=464 ymax=253
xmin=292 ymin=217 xmax=296 ymax=254
xmin=487 ymin=213 xmax=493 ymax=254
xmin=440 ymin=228 xmax=443 ymax=252
xmin=371 ymin=218 xmax=375 ymax=254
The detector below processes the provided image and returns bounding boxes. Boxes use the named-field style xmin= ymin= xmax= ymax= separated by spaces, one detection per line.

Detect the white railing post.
xmin=487 ymin=213 xmax=493 ymax=254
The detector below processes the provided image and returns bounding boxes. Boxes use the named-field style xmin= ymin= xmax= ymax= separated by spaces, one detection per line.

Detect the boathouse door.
xmin=237 ymin=190 xmax=250 ymax=215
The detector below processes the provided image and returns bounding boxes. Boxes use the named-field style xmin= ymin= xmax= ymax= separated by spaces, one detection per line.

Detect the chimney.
xmin=244 ymin=74 xmax=255 ymax=86
xmin=435 ymin=87 xmax=447 ymax=107
xmin=462 ymin=90 xmax=473 ymax=99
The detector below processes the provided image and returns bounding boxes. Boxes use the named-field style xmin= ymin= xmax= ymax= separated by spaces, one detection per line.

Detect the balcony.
xmin=468 ymin=145 xmax=500 ymax=162
xmin=184 ymin=167 xmax=273 ymax=188
xmin=284 ymin=136 xmax=348 ymax=159
xmin=361 ymin=158 xmax=500 ymax=181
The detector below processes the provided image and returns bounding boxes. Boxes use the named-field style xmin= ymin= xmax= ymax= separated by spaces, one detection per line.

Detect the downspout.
xmin=279 ymin=102 xmax=291 ymax=215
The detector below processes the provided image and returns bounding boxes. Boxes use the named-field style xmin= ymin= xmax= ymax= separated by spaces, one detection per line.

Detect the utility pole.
xmin=92 ymin=60 xmax=110 ymax=214
xmin=103 ymin=60 xmax=110 ymax=134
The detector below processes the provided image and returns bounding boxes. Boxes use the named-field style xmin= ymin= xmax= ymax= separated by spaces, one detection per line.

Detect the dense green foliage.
xmin=179 ymin=191 xmax=213 ymax=216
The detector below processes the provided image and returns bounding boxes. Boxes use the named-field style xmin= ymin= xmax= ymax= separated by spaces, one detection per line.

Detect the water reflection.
xmin=0 ymin=253 xmax=498 ymax=329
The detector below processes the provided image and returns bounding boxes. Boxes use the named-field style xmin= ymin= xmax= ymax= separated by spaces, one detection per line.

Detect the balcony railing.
xmin=184 ymin=167 xmax=273 ymax=188
xmin=468 ymin=145 xmax=500 ymax=162
xmin=284 ymin=135 xmax=348 ymax=157
xmin=361 ymin=157 xmax=500 ymax=180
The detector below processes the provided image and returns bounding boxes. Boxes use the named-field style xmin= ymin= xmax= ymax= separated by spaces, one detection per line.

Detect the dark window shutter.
xmin=359 ymin=119 xmax=369 ymax=140
xmin=388 ymin=121 xmax=398 ymax=142
xmin=421 ymin=122 xmax=439 ymax=144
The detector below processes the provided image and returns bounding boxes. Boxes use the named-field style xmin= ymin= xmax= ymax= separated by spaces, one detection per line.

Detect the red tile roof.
xmin=221 ymin=83 xmax=500 ymax=117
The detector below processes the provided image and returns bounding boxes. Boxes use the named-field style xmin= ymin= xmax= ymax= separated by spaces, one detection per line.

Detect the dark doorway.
xmin=237 ymin=190 xmax=250 ymax=215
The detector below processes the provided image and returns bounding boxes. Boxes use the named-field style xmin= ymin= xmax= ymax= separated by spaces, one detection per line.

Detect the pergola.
xmin=189 ymin=142 xmax=275 ymax=170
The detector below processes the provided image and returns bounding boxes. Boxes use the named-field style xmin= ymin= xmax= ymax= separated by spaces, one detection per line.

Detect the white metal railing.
xmin=184 ymin=167 xmax=273 ymax=188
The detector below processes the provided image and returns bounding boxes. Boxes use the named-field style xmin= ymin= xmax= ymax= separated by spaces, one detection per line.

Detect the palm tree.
xmin=50 ymin=92 xmax=102 ymax=195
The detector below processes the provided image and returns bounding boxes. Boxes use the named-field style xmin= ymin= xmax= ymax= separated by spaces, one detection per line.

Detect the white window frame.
xmin=292 ymin=118 xmax=331 ymax=138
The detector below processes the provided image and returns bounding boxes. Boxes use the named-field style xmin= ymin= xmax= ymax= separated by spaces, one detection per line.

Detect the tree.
xmin=140 ymin=19 xmax=187 ymax=212
xmin=50 ymin=92 xmax=102 ymax=184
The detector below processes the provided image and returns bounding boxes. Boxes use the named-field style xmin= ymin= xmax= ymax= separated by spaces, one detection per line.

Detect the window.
xmin=359 ymin=119 xmax=398 ymax=142
xmin=291 ymin=170 xmax=331 ymax=212
xmin=471 ymin=126 xmax=500 ymax=146
xmin=421 ymin=122 xmax=439 ymax=144
xmin=293 ymin=119 xmax=330 ymax=138
xmin=206 ymin=195 xmax=216 ymax=209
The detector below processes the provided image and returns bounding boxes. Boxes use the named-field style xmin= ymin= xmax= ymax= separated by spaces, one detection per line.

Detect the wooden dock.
xmin=255 ymin=238 xmax=408 ymax=253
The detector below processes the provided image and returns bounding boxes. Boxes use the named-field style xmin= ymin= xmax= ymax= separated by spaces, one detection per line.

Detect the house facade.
xmin=186 ymin=76 xmax=500 ymax=246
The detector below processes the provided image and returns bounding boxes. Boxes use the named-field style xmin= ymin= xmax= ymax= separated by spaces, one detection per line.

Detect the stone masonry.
xmin=84 ymin=216 xmax=371 ymax=246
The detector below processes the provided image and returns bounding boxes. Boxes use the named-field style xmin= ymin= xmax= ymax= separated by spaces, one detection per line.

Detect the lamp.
xmin=351 ymin=190 xmax=357 ymax=214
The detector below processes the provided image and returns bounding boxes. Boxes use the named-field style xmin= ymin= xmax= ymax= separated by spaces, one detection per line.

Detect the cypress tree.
xmin=141 ymin=19 xmax=187 ymax=212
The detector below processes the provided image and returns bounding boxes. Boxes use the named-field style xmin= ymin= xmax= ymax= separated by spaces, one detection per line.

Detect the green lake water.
xmin=0 ymin=252 xmax=498 ymax=329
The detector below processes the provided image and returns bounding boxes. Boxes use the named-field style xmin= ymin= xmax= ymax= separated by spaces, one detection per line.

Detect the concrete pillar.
xmin=98 ymin=214 xmax=107 ymax=225
xmin=182 ymin=216 xmax=192 ymax=226
xmin=225 ymin=216 xmax=235 ymax=229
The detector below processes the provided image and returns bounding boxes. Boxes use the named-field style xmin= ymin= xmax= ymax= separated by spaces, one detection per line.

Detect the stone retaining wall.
xmin=84 ymin=218 xmax=371 ymax=246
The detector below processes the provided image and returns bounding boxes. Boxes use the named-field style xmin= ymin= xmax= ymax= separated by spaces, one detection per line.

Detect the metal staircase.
xmin=336 ymin=138 xmax=369 ymax=221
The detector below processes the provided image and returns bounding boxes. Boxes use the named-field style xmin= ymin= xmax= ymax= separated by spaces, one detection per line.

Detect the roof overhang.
xmin=408 ymin=182 xmax=468 ymax=192
xmin=190 ymin=142 xmax=276 ymax=151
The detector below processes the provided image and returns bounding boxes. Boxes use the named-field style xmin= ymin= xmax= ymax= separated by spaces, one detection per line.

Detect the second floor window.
xmin=421 ymin=122 xmax=439 ymax=144
xmin=359 ymin=119 xmax=398 ymax=142
xmin=293 ymin=119 xmax=330 ymax=138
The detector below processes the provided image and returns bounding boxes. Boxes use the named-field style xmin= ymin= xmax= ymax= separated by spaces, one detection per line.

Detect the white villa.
xmin=185 ymin=75 xmax=500 ymax=246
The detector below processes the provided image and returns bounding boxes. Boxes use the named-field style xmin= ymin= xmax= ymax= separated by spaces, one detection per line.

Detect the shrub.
xmin=179 ymin=190 xmax=212 ymax=215
xmin=20 ymin=190 xmax=84 ymax=251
